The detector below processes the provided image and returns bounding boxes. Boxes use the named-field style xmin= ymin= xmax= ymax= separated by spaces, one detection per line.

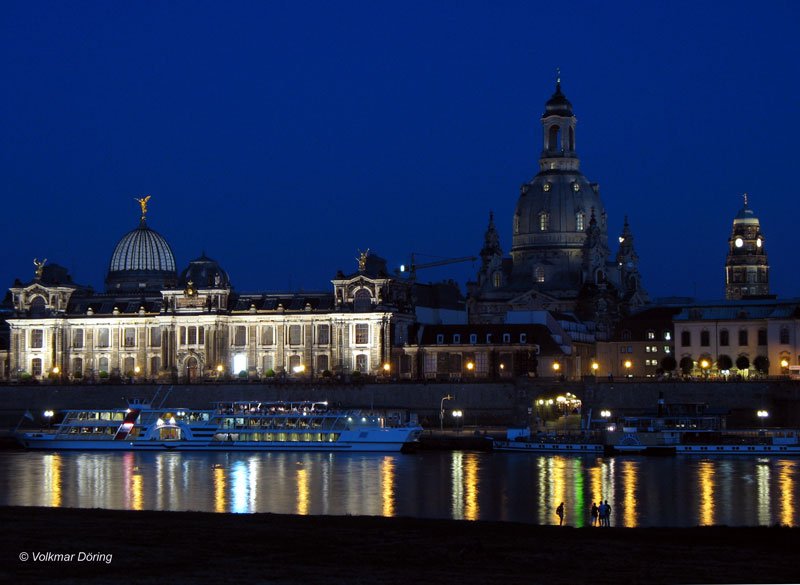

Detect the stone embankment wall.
xmin=1 ymin=379 xmax=799 ymax=429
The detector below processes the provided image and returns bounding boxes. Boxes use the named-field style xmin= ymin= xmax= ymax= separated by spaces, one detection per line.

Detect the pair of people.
xmin=591 ymin=500 xmax=612 ymax=526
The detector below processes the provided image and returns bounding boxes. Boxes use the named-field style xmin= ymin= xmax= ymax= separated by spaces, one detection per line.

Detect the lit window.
xmin=124 ymin=328 xmax=136 ymax=347
xmin=664 ymin=346 xmax=671 ymax=354
xmin=576 ymin=212 xmax=585 ymax=232
xmin=539 ymin=212 xmax=549 ymax=231
xmin=647 ymin=331 xmax=655 ymax=340
xmin=493 ymin=272 xmax=502 ymax=288
xmin=355 ymin=324 xmax=369 ymax=345
xmin=535 ymin=266 xmax=545 ymax=283
xmin=31 ymin=329 xmax=44 ymax=348
xmin=664 ymin=331 xmax=672 ymax=341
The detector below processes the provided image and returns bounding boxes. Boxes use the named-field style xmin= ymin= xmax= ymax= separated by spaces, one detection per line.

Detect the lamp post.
xmin=591 ymin=361 xmax=599 ymax=376
xmin=440 ymin=394 xmax=453 ymax=432
xmin=43 ymin=409 xmax=54 ymax=428
xmin=452 ymin=409 xmax=463 ymax=433
xmin=623 ymin=360 xmax=632 ymax=378
xmin=600 ymin=409 xmax=612 ymax=431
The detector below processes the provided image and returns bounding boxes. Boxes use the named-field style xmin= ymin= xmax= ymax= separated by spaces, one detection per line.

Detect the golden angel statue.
xmin=357 ymin=248 xmax=370 ymax=272
xmin=33 ymin=258 xmax=47 ymax=279
xmin=135 ymin=195 xmax=151 ymax=221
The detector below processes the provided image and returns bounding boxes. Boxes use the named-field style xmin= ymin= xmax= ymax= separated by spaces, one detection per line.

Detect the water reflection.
xmin=7 ymin=451 xmax=800 ymax=527
xmin=698 ymin=460 xmax=715 ymax=526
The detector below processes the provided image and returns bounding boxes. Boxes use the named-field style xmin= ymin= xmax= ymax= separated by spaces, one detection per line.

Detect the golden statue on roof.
xmin=135 ymin=195 xmax=151 ymax=221
xmin=357 ymin=249 xmax=370 ymax=272
xmin=33 ymin=258 xmax=47 ymax=279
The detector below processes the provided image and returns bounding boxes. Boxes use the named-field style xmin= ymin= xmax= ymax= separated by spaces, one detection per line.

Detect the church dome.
xmin=179 ymin=253 xmax=231 ymax=289
xmin=105 ymin=220 xmax=177 ymax=292
xmin=543 ymin=82 xmax=573 ymax=117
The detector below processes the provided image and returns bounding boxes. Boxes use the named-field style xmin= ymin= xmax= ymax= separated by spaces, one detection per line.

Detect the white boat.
xmin=492 ymin=428 xmax=604 ymax=454
xmin=16 ymin=400 xmax=422 ymax=452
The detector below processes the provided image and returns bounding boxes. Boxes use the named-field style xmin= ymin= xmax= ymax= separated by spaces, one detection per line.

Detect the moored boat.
xmin=16 ymin=400 xmax=422 ymax=452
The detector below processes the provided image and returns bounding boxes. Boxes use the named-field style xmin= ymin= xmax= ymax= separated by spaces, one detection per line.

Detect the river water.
xmin=1 ymin=450 xmax=798 ymax=527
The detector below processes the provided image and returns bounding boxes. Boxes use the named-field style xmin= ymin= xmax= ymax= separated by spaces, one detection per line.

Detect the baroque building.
xmin=468 ymin=79 xmax=648 ymax=336
xmin=725 ymin=195 xmax=769 ymax=300
xmin=5 ymin=203 xmax=416 ymax=382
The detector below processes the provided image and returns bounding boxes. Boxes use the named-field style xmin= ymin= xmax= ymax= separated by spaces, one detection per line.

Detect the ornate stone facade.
xmin=468 ymin=80 xmax=648 ymax=336
xmin=725 ymin=195 xmax=769 ymax=300
xmin=4 ymin=205 xmax=415 ymax=382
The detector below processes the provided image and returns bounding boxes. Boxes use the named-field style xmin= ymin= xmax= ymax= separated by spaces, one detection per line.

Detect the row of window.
xmin=29 ymin=323 xmax=373 ymax=350
xmin=621 ymin=331 xmax=672 ymax=341
xmin=620 ymin=346 xmax=671 ymax=354
xmin=534 ymin=211 xmax=586 ymax=232
xmin=436 ymin=333 xmax=529 ymax=345
xmin=679 ymin=328 xmax=786 ymax=347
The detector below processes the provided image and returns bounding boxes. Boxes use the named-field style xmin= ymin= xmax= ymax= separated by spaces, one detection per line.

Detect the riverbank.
xmin=2 ymin=506 xmax=798 ymax=585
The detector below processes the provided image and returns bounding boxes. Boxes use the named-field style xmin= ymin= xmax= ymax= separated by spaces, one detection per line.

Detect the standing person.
xmin=604 ymin=500 xmax=612 ymax=527
xmin=556 ymin=502 xmax=565 ymax=526
xmin=590 ymin=502 xmax=599 ymax=526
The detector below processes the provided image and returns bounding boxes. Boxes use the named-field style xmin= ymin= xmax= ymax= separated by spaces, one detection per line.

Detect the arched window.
xmin=780 ymin=326 xmax=790 ymax=345
xmin=98 ymin=357 xmax=109 ymax=374
xmin=30 ymin=296 xmax=46 ymax=317
xmin=539 ymin=212 xmax=549 ymax=231
xmin=513 ymin=214 xmax=520 ymax=234
xmin=354 ymin=289 xmax=372 ymax=312
xmin=548 ymin=125 xmax=561 ymax=151
xmin=576 ymin=211 xmax=585 ymax=232
xmin=492 ymin=272 xmax=502 ymax=288
xmin=719 ymin=329 xmax=729 ymax=346
xmin=150 ymin=356 xmax=161 ymax=375
xmin=72 ymin=357 xmax=83 ymax=377
xmin=535 ymin=266 xmax=545 ymax=283
xmin=700 ymin=331 xmax=710 ymax=347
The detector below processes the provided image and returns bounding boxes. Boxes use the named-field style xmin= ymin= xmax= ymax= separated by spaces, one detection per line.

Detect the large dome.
xmin=178 ymin=253 xmax=231 ymax=289
xmin=106 ymin=220 xmax=177 ymax=292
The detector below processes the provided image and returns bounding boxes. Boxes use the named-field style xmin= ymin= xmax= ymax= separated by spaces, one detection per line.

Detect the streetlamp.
xmin=780 ymin=359 xmax=789 ymax=371
xmin=591 ymin=362 xmax=599 ymax=375
xmin=600 ymin=409 xmax=613 ymax=431
xmin=43 ymin=409 xmax=54 ymax=427
xmin=700 ymin=359 xmax=710 ymax=379
xmin=466 ymin=361 xmax=474 ymax=375
xmin=440 ymin=394 xmax=453 ymax=432
xmin=623 ymin=360 xmax=632 ymax=377
xmin=452 ymin=409 xmax=463 ymax=433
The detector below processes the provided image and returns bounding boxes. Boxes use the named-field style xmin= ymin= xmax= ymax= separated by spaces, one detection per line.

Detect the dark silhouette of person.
xmin=603 ymin=500 xmax=612 ymax=527
xmin=556 ymin=502 xmax=565 ymax=526
xmin=591 ymin=502 xmax=599 ymax=526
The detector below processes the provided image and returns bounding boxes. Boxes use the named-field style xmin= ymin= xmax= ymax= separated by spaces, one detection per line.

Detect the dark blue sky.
xmin=2 ymin=1 xmax=798 ymax=300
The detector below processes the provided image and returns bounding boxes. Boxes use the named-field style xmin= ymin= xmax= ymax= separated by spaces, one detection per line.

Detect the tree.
xmin=660 ymin=355 xmax=677 ymax=372
xmin=735 ymin=355 xmax=750 ymax=371
xmin=754 ymin=355 xmax=770 ymax=374
xmin=679 ymin=357 xmax=694 ymax=376
xmin=717 ymin=354 xmax=733 ymax=371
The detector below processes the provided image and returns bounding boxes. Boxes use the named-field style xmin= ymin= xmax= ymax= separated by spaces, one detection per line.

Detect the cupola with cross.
xmin=725 ymin=194 xmax=769 ymax=299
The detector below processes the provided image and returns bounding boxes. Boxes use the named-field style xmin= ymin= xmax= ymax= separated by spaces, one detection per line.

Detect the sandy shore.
xmin=2 ymin=507 xmax=799 ymax=585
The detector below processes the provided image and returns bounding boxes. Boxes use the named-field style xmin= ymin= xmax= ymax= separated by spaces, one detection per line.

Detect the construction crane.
xmin=396 ymin=253 xmax=477 ymax=280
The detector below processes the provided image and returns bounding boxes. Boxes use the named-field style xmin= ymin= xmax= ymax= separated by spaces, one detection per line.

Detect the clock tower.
xmin=725 ymin=194 xmax=769 ymax=299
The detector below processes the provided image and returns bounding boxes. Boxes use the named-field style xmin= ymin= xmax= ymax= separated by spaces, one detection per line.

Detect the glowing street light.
xmin=216 ymin=364 xmax=224 ymax=374
xmin=383 ymin=362 xmax=391 ymax=373
xmin=440 ymin=395 xmax=453 ymax=432
xmin=591 ymin=362 xmax=599 ymax=374
xmin=757 ymin=409 xmax=769 ymax=420
xmin=52 ymin=366 xmax=59 ymax=375
xmin=452 ymin=409 xmax=463 ymax=432
xmin=134 ymin=366 xmax=141 ymax=375
xmin=292 ymin=364 xmax=306 ymax=374
xmin=466 ymin=361 xmax=475 ymax=371
xmin=780 ymin=359 xmax=789 ymax=369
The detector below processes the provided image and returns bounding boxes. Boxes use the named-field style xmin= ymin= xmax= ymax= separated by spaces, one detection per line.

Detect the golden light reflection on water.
xmin=757 ymin=460 xmax=770 ymax=526
xmin=381 ymin=456 xmax=395 ymax=517
xmin=463 ymin=453 xmax=479 ymax=521
xmin=451 ymin=451 xmax=464 ymax=520
xmin=296 ymin=467 xmax=309 ymax=515
xmin=779 ymin=461 xmax=795 ymax=527
xmin=620 ymin=460 xmax=638 ymax=527
xmin=698 ymin=460 xmax=715 ymax=526
xmin=213 ymin=467 xmax=226 ymax=513
xmin=43 ymin=454 xmax=61 ymax=508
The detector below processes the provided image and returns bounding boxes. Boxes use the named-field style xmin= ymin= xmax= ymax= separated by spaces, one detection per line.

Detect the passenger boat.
xmin=492 ymin=428 xmax=605 ymax=454
xmin=16 ymin=400 xmax=422 ymax=452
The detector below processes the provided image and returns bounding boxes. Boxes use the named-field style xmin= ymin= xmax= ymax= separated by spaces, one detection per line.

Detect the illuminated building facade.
xmin=4 ymin=206 xmax=415 ymax=382
xmin=725 ymin=195 xmax=769 ymax=300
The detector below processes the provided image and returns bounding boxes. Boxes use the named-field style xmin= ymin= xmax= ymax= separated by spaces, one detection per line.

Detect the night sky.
xmin=2 ymin=1 xmax=798 ymax=301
